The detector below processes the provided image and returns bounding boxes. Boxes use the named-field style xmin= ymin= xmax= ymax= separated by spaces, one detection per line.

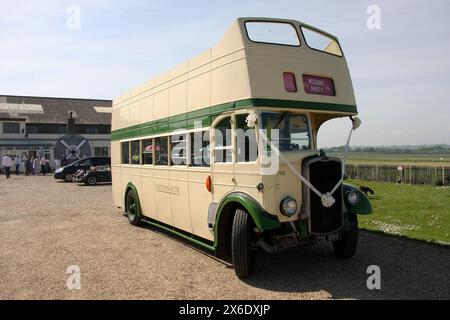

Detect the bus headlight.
xmin=347 ymin=191 xmax=359 ymax=206
xmin=280 ymin=197 xmax=298 ymax=217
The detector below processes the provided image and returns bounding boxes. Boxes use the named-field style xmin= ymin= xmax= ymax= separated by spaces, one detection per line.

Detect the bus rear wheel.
xmin=231 ymin=209 xmax=256 ymax=279
xmin=126 ymin=189 xmax=142 ymax=226
xmin=333 ymin=212 xmax=358 ymax=259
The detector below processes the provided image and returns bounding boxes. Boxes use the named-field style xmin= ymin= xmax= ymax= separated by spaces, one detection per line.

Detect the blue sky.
xmin=1 ymin=0 xmax=449 ymax=147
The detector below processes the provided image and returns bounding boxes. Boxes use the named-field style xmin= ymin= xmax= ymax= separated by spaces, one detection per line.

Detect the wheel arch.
xmin=124 ymin=182 xmax=142 ymax=214
xmin=213 ymin=192 xmax=280 ymax=257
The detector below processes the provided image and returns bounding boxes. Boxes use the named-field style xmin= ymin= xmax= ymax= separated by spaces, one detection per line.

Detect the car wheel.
xmin=126 ymin=189 xmax=142 ymax=226
xmin=65 ymin=174 xmax=73 ymax=182
xmin=86 ymin=176 xmax=97 ymax=186
xmin=231 ymin=209 xmax=256 ymax=279
xmin=333 ymin=212 xmax=358 ymax=259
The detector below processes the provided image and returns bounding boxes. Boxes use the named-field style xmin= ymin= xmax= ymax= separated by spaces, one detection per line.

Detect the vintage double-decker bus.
xmin=111 ymin=17 xmax=372 ymax=278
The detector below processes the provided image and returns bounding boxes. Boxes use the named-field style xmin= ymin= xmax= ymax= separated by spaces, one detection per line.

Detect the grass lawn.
xmin=349 ymin=180 xmax=450 ymax=245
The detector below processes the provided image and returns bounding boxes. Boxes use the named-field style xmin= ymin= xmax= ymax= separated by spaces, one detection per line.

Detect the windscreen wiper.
xmin=273 ymin=112 xmax=288 ymax=130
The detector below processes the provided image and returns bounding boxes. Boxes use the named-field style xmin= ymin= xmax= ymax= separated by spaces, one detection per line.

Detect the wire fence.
xmin=345 ymin=164 xmax=450 ymax=186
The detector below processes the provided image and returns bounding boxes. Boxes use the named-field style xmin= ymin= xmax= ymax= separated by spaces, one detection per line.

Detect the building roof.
xmin=0 ymin=95 xmax=112 ymax=125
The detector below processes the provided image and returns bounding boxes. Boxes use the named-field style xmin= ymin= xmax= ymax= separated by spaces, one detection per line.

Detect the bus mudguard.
xmin=343 ymin=183 xmax=373 ymax=215
xmin=125 ymin=182 xmax=142 ymax=213
xmin=214 ymin=192 xmax=281 ymax=232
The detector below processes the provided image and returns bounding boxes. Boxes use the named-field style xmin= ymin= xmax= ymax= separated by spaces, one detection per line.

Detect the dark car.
xmin=54 ymin=157 xmax=111 ymax=182
xmin=76 ymin=165 xmax=112 ymax=186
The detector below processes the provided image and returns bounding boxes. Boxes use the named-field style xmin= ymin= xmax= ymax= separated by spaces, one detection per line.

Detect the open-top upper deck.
xmin=112 ymin=17 xmax=357 ymax=139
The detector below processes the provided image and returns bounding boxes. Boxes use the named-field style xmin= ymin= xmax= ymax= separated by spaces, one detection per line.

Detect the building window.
xmin=142 ymin=139 xmax=153 ymax=165
xmin=94 ymin=147 xmax=109 ymax=157
xmin=3 ymin=122 xmax=20 ymax=134
xmin=121 ymin=142 xmax=130 ymax=164
xmin=75 ymin=125 xmax=111 ymax=135
xmin=131 ymin=140 xmax=140 ymax=165
xmin=190 ymin=131 xmax=210 ymax=167
xmin=26 ymin=123 xmax=66 ymax=134
xmin=154 ymin=137 xmax=169 ymax=166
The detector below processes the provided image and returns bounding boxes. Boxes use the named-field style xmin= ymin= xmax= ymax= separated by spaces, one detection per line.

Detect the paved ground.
xmin=0 ymin=175 xmax=449 ymax=300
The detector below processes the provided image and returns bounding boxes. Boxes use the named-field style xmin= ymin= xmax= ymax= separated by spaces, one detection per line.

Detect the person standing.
xmin=33 ymin=156 xmax=40 ymax=176
xmin=45 ymin=158 xmax=50 ymax=173
xmin=22 ymin=155 xmax=26 ymax=175
xmin=15 ymin=156 xmax=20 ymax=175
xmin=25 ymin=157 xmax=32 ymax=176
xmin=40 ymin=157 xmax=46 ymax=176
xmin=2 ymin=154 xmax=13 ymax=179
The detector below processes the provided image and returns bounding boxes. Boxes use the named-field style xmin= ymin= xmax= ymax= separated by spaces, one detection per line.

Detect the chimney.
xmin=67 ymin=111 xmax=76 ymax=134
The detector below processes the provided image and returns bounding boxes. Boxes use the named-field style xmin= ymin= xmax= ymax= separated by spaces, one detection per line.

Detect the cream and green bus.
xmin=111 ymin=17 xmax=373 ymax=278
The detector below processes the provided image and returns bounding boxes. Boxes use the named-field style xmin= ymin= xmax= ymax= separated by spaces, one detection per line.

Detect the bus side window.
xmin=190 ymin=130 xmax=210 ymax=167
xmin=121 ymin=142 xmax=130 ymax=164
xmin=236 ymin=114 xmax=258 ymax=163
xmin=171 ymin=133 xmax=187 ymax=166
xmin=155 ymin=137 xmax=169 ymax=166
xmin=214 ymin=117 xmax=232 ymax=163
xmin=131 ymin=140 xmax=140 ymax=165
xmin=142 ymin=139 xmax=153 ymax=165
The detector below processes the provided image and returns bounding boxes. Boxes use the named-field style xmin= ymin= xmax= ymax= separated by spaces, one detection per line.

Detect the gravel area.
xmin=0 ymin=175 xmax=449 ymax=300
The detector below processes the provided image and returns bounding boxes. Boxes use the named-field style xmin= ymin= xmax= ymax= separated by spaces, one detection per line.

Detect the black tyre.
xmin=333 ymin=212 xmax=358 ymax=259
xmin=126 ymin=189 xmax=142 ymax=226
xmin=85 ymin=176 xmax=97 ymax=186
xmin=231 ymin=209 xmax=256 ymax=279
xmin=65 ymin=174 xmax=73 ymax=182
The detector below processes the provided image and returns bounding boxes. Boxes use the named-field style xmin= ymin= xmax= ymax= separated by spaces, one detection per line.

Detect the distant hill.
xmin=324 ymin=144 xmax=450 ymax=154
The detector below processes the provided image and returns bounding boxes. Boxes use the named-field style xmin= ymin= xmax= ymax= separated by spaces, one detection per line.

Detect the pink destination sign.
xmin=303 ymin=75 xmax=336 ymax=96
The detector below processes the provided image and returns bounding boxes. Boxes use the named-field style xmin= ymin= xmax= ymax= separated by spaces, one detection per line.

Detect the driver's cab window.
xmin=236 ymin=114 xmax=257 ymax=162
xmin=261 ymin=112 xmax=311 ymax=151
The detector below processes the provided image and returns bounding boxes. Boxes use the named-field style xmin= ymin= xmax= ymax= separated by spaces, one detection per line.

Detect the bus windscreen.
xmin=301 ymin=26 xmax=343 ymax=57
xmin=245 ymin=21 xmax=300 ymax=46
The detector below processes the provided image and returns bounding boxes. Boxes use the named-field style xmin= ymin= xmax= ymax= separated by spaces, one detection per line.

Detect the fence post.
xmin=435 ymin=166 xmax=438 ymax=185
xmin=443 ymin=166 xmax=445 ymax=186
xmin=409 ymin=165 xmax=412 ymax=184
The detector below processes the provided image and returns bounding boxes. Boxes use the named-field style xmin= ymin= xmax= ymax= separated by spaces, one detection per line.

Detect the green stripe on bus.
xmin=112 ymin=98 xmax=357 ymax=140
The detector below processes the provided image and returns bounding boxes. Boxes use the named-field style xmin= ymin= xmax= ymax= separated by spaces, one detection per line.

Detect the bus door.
xmin=233 ymin=113 xmax=262 ymax=202
xmin=212 ymin=116 xmax=235 ymax=202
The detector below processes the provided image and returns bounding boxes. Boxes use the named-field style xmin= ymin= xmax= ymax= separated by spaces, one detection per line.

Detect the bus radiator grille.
xmin=304 ymin=157 xmax=343 ymax=234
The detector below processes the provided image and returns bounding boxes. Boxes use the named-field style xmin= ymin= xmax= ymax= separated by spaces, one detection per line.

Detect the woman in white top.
xmin=33 ymin=157 xmax=40 ymax=175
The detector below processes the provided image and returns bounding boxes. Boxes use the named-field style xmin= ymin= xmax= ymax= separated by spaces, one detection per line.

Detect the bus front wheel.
xmin=333 ymin=212 xmax=358 ymax=259
xmin=231 ymin=209 xmax=256 ymax=279
xmin=126 ymin=189 xmax=142 ymax=226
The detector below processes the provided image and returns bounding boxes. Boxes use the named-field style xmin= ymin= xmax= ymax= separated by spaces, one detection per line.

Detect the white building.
xmin=0 ymin=95 xmax=112 ymax=171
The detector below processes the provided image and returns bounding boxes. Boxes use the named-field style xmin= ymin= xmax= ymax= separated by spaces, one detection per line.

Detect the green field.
xmin=349 ymin=180 xmax=450 ymax=245
xmin=330 ymin=153 xmax=450 ymax=166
